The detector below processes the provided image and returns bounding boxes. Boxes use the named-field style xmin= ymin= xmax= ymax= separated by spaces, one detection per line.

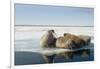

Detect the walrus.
xmin=56 ymin=33 xmax=86 ymax=49
xmin=63 ymin=33 xmax=86 ymax=48
xmin=40 ymin=29 xmax=57 ymax=48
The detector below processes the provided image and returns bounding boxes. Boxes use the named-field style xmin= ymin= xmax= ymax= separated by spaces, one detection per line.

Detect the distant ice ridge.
xmin=15 ymin=26 xmax=94 ymax=40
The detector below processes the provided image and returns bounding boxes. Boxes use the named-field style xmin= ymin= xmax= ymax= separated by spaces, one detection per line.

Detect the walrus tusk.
xmin=53 ymin=32 xmax=58 ymax=38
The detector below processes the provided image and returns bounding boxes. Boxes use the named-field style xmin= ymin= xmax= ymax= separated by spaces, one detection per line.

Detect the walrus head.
xmin=48 ymin=29 xmax=57 ymax=38
xmin=40 ymin=29 xmax=57 ymax=48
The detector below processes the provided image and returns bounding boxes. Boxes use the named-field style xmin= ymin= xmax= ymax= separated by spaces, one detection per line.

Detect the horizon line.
xmin=15 ymin=25 xmax=94 ymax=27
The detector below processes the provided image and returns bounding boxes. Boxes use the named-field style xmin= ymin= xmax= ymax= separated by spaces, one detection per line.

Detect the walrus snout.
xmin=48 ymin=29 xmax=57 ymax=38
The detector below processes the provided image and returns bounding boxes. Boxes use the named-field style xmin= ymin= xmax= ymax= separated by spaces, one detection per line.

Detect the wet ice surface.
xmin=15 ymin=26 xmax=94 ymax=65
xmin=15 ymin=42 xmax=94 ymax=65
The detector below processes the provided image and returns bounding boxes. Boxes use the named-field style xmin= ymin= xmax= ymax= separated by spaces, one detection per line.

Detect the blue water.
xmin=15 ymin=38 xmax=94 ymax=65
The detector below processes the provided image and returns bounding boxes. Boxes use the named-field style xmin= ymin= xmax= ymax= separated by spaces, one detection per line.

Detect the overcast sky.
xmin=15 ymin=4 xmax=94 ymax=26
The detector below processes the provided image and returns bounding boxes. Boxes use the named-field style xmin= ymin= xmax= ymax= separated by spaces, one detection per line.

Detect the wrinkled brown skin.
xmin=56 ymin=36 xmax=75 ymax=49
xmin=56 ymin=33 xmax=86 ymax=49
xmin=40 ymin=30 xmax=57 ymax=48
xmin=63 ymin=33 xmax=86 ymax=48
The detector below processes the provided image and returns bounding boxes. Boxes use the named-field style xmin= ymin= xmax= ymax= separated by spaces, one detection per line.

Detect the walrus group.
xmin=40 ymin=29 xmax=91 ymax=49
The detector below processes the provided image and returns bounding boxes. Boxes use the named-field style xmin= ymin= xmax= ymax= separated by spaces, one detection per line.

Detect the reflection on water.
xmin=42 ymin=49 xmax=91 ymax=63
xmin=15 ymin=39 xmax=94 ymax=65
xmin=15 ymin=46 xmax=94 ymax=65
xmin=45 ymin=48 xmax=93 ymax=63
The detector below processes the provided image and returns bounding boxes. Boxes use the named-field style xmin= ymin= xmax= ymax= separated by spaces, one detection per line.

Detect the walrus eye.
xmin=64 ymin=33 xmax=67 ymax=36
xmin=51 ymin=30 xmax=54 ymax=33
xmin=64 ymin=33 xmax=71 ymax=36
